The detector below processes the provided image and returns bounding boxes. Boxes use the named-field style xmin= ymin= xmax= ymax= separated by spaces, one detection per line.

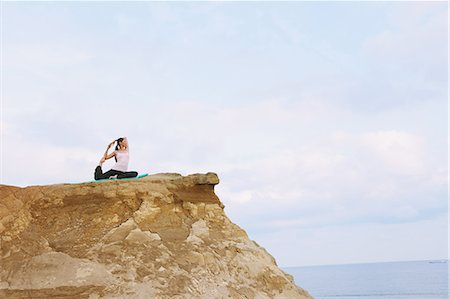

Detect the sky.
xmin=1 ymin=1 xmax=448 ymax=267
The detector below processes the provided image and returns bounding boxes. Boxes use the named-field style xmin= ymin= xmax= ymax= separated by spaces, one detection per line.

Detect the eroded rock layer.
xmin=0 ymin=173 xmax=312 ymax=299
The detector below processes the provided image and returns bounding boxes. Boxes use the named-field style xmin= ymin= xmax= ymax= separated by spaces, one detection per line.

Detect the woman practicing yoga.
xmin=94 ymin=137 xmax=138 ymax=180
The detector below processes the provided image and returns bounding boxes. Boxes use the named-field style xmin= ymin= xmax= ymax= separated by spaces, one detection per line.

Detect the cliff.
xmin=0 ymin=173 xmax=313 ymax=299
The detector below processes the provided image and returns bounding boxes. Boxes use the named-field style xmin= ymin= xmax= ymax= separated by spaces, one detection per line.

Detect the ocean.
xmin=283 ymin=260 xmax=448 ymax=299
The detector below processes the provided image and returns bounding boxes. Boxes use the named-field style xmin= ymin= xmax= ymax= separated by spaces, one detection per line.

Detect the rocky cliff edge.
xmin=0 ymin=172 xmax=313 ymax=299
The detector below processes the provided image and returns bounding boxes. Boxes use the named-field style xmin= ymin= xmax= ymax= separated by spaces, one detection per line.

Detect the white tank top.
xmin=112 ymin=150 xmax=129 ymax=172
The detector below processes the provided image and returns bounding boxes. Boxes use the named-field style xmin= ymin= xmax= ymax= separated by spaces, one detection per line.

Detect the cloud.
xmin=360 ymin=130 xmax=426 ymax=176
xmin=360 ymin=2 xmax=447 ymax=104
xmin=362 ymin=3 xmax=446 ymax=67
xmin=2 ymin=132 xmax=99 ymax=186
xmin=256 ymin=212 xmax=448 ymax=267
xmin=5 ymin=42 xmax=93 ymax=68
xmin=215 ymin=122 xmax=445 ymax=234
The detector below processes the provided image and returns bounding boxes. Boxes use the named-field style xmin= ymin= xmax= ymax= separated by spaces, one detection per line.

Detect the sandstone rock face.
xmin=0 ymin=173 xmax=313 ymax=299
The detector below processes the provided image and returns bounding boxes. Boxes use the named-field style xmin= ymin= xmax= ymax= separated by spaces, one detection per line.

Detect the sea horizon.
xmin=283 ymin=258 xmax=449 ymax=269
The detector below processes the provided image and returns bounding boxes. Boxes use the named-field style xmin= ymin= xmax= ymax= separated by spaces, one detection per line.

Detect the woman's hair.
xmin=114 ymin=137 xmax=124 ymax=162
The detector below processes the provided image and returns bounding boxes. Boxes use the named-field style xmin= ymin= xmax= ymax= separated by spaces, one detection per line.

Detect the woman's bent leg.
xmin=94 ymin=166 xmax=104 ymax=180
xmin=103 ymin=170 xmax=121 ymax=178
xmin=117 ymin=171 xmax=138 ymax=179
xmin=95 ymin=167 xmax=123 ymax=180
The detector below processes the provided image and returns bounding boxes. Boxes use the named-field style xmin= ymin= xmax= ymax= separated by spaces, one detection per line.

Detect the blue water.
xmin=283 ymin=260 xmax=448 ymax=299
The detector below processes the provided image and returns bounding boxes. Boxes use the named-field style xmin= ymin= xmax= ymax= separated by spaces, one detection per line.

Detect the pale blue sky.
xmin=1 ymin=1 xmax=448 ymax=267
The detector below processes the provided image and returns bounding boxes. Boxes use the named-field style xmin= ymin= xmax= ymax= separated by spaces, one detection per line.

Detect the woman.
xmin=94 ymin=137 xmax=138 ymax=180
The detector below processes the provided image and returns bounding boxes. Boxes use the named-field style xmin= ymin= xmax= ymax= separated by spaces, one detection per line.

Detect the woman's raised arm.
xmin=102 ymin=140 xmax=116 ymax=159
